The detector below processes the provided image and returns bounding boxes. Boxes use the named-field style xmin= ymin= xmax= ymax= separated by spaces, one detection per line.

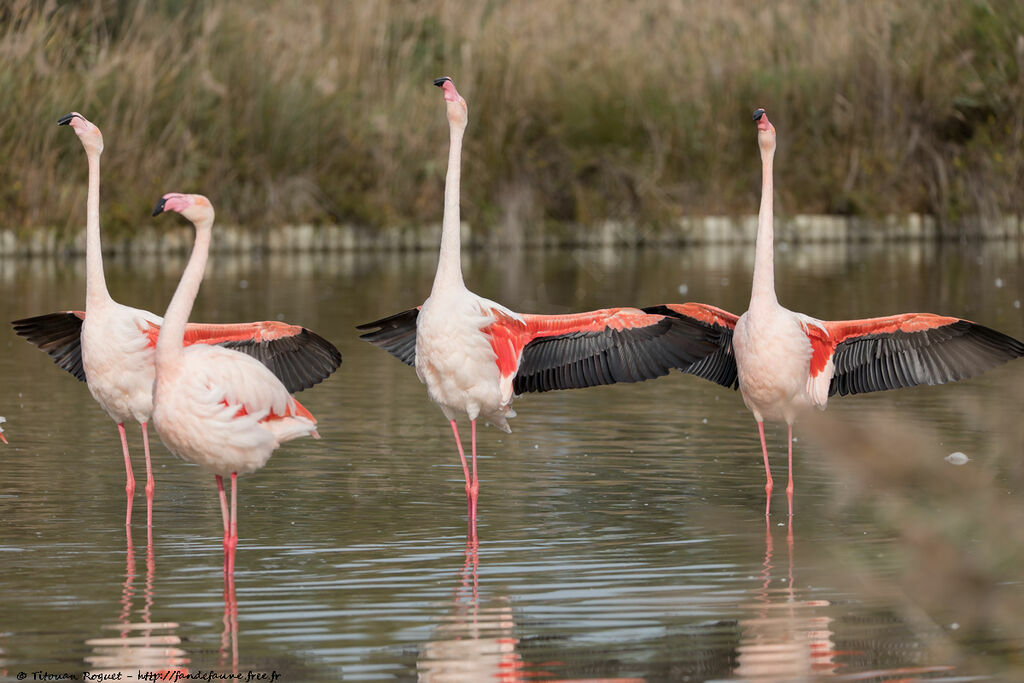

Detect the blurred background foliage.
xmin=2 ymin=0 xmax=1024 ymax=238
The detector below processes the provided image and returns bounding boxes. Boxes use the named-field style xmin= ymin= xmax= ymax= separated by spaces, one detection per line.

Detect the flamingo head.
xmin=434 ymin=76 xmax=468 ymax=129
xmin=58 ymin=112 xmax=104 ymax=155
xmin=752 ymin=108 xmax=775 ymax=154
xmin=152 ymin=192 xmax=215 ymax=226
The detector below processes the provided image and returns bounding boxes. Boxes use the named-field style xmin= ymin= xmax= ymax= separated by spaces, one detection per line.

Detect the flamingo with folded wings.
xmin=151 ymin=192 xmax=320 ymax=575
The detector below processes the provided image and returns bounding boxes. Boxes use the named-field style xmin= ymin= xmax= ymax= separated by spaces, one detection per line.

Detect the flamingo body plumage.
xmin=734 ymin=306 xmax=824 ymax=423
xmin=81 ymin=302 xmax=163 ymax=425
xmin=417 ymin=291 xmax=522 ymax=432
xmin=153 ymin=342 xmax=317 ymax=477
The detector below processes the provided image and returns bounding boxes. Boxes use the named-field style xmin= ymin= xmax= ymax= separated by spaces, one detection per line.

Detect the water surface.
xmin=1 ymin=240 xmax=1022 ymax=680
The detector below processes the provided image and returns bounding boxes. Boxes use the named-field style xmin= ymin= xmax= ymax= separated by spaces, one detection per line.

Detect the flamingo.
xmin=659 ymin=109 xmax=1023 ymax=516
xmin=152 ymin=192 xmax=320 ymax=575
xmin=358 ymin=77 xmax=726 ymax=536
xmin=10 ymin=113 xmax=340 ymax=529
xmin=0 ymin=416 xmax=7 ymax=444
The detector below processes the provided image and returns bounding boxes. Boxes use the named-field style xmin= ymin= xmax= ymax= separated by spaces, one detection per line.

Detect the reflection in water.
xmin=417 ymin=539 xmax=525 ymax=682
xmin=221 ymin=566 xmax=239 ymax=674
xmin=733 ymin=518 xmax=838 ymax=679
xmin=417 ymin=538 xmax=647 ymax=683
xmin=730 ymin=519 xmax=956 ymax=682
xmin=84 ymin=528 xmax=189 ymax=675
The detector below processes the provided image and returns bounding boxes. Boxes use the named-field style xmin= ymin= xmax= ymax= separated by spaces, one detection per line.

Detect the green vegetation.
xmin=3 ymin=0 xmax=1023 ymax=238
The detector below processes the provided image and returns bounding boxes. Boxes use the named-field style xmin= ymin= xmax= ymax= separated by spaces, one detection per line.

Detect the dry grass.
xmin=2 ymin=0 xmax=1023 ymax=237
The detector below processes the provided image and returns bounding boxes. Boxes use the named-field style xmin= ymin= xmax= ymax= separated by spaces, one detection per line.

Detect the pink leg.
xmin=786 ymin=423 xmax=794 ymax=518
xmin=118 ymin=423 xmax=135 ymax=527
xmin=141 ymin=422 xmax=155 ymax=528
xmin=449 ymin=420 xmax=472 ymax=516
xmin=217 ymin=476 xmax=230 ymax=548
xmin=757 ymin=421 xmax=772 ymax=517
xmin=469 ymin=420 xmax=479 ymax=540
xmin=227 ymin=472 xmax=238 ymax=575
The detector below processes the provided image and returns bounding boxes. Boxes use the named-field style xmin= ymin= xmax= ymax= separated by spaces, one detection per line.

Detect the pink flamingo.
xmin=358 ymin=77 xmax=724 ymax=536
xmin=152 ymin=192 xmax=320 ymax=574
xmin=663 ymin=109 xmax=1023 ymax=516
xmin=0 ymin=416 xmax=7 ymax=444
xmin=11 ymin=113 xmax=339 ymax=528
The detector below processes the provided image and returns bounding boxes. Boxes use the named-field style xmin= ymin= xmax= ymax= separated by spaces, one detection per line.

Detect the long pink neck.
xmin=749 ymin=143 xmax=777 ymax=308
xmin=84 ymin=149 xmax=111 ymax=307
xmin=430 ymin=120 xmax=466 ymax=295
xmin=156 ymin=217 xmax=212 ymax=367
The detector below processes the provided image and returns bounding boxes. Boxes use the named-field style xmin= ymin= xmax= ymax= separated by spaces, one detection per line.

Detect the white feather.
xmin=154 ymin=345 xmax=315 ymax=477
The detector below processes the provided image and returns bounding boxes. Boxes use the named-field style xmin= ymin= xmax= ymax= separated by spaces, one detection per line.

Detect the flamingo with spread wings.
xmin=10 ymin=113 xmax=340 ymax=528
xmin=152 ymin=192 xmax=320 ymax=574
xmin=358 ymin=77 xmax=725 ymax=536
xmin=658 ymin=109 xmax=1023 ymax=516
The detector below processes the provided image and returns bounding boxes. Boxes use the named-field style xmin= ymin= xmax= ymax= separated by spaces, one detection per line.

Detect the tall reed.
xmin=2 ymin=0 xmax=1022 ymax=238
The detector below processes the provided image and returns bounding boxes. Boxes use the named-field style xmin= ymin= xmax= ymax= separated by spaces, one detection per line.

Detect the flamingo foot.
xmin=226 ymin=536 xmax=238 ymax=576
xmin=465 ymin=482 xmax=479 ymax=512
xmin=467 ymin=482 xmax=479 ymax=539
xmin=785 ymin=423 xmax=795 ymax=517
xmin=144 ymin=480 xmax=154 ymax=529
xmin=124 ymin=490 xmax=134 ymax=528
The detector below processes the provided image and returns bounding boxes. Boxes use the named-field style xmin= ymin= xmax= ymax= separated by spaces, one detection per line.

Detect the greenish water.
xmin=1 ymin=241 xmax=1022 ymax=681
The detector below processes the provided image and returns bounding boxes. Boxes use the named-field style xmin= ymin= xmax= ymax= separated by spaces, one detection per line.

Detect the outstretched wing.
xmin=818 ymin=314 xmax=1024 ymax=397
xmin=356 ymin=307 xmax=419 ymax=367
xmin=645 ymin=303 xmax=740 ymax=389
xmin=11 ymin=311 xmax=87 ymax=381
xmin=510 ymin=307 xmax=725 ymax=394
xmin=12 ymin=312 xmax=341 ymax=393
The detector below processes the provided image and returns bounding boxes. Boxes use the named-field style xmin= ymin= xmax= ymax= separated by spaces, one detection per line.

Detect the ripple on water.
xmin=1 ymin=243 xmax=1022 ymax=679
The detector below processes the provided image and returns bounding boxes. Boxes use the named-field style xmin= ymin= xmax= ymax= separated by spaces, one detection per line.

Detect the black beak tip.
xmin=57 ymin=113 xmax=76 ymax=126
xmin=752 ymin=108 xmax=766 ymax=122
xmin=434 ymin=76 xmax=451 ymax=88
xmin=152 ymin=198 xmax=167 ymax=217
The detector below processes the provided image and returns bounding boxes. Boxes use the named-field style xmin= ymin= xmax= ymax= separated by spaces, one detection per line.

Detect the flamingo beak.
xmin=57 ymin=113 xmax=78 ymax=126
xmin=752 ymin=108 xmax=765 ymax=122
xmin=434 ymin=76 xmax=452 ymax=88
xmin=152 ymin=197 xmax=167 ymax=216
